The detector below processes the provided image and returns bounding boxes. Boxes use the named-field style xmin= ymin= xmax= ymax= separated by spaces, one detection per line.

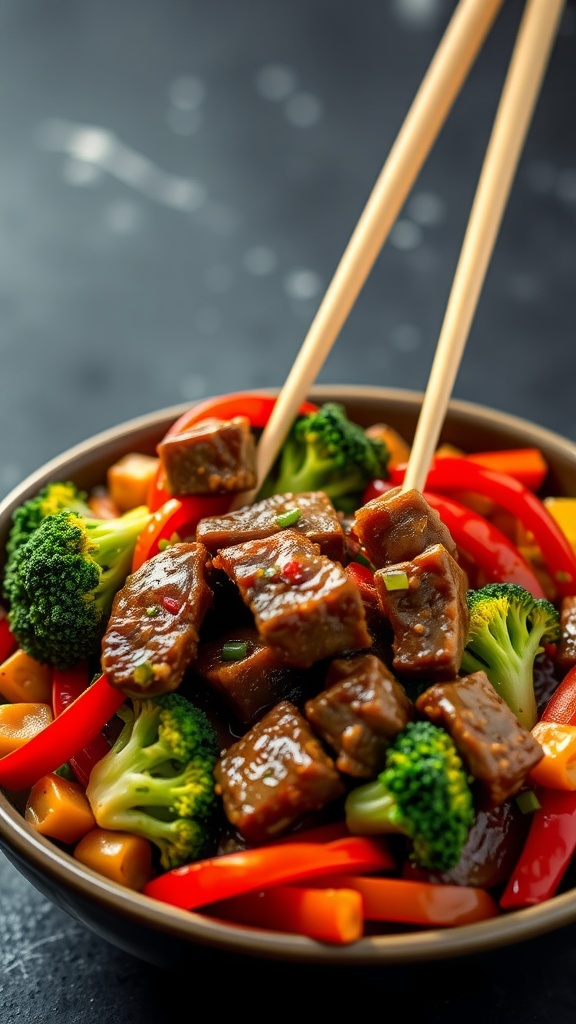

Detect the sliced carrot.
xmin=207 ymin=884 xmax=364 ymax=945
xmin=467 ymin=448 xmax=548 ymax=490
xmin=74 ymin=827 xmax=154 ymax=890
xmin=107 ymin=452 xmax=160 ymax=512
xmin=529 ymin=721 xmax=576 ymax=789
xmin=0 ymin=702 xmax=53 ymax=756
xmin=316 ymin=875 xmax=500 ymax=927
xmin=25 ymin=772 xmax=95 ymax=844
xmin=0 ymin=649 xmax=52 ymax=704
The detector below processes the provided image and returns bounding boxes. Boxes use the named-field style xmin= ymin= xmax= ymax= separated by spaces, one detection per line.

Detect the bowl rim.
xmin=1 ymin=383 xmax=576 ymax=966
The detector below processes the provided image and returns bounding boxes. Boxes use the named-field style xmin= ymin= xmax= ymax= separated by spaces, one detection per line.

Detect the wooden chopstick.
xmin=402 ymin=0 xmax=566 ymax=493
xmin=230 ymin=0 xmax=505 ymax=508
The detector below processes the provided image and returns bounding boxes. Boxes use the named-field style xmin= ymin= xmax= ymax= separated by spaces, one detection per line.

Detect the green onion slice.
xmin=275 ymin=507 xmax=301 ymax=528
xmin=222 ymin=640 xmax=248 ymax=662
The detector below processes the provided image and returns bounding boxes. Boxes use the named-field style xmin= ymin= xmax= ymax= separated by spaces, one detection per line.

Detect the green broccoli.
xmin=258 ymin=402 xmax=390 ymax=514
xmin=460 ymin=581 xmax=561 ymax=730
xmin=86 ymin=692 xmax=220 ymax=870
xmin=3 ymin=505 xmax=151 ymax=668
xmin=344 ymin=719 xmax=475 ymax=871
xmin=5 ymin=481 xmax=93 ymax=563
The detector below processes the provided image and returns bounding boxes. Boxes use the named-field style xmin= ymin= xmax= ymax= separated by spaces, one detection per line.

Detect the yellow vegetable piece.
xmin=74 ymin=827 xmax=154 ymax=890
xmin=107 ymin=452 xmax=159 ymax=512
xmin=25 ymin=773 xmax=95 ymax=844
xmin=0 ymin=702 xmax=53 ymax=756
xmin=544 ymin=497 xmax=576 ymax=553
xmin=529 ymin=720 xmax=576 ymax=789
xmin=364 ymin=422 xmax=411 ymax=468
xmin=0 ymin=648 xmax=52 ymax=704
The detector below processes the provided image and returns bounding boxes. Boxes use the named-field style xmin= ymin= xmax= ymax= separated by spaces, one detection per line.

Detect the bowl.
xmin=1 ymin=383 xmax=575 ymax=969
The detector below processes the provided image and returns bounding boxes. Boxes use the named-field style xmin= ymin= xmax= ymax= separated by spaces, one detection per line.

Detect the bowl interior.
xmin=1 ymin=384 xmax=576 ymax=968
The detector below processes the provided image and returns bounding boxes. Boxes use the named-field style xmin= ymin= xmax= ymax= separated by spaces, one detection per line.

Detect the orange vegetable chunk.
xmin=0 ymin=702 xmax=53 ymax=756
xmin=107 ymin=452 xmax=160 ymax=512
xmin=0 ymin=649 xmax=52 ymax=704
xmin=74 ymin=827 xmax=154 ymax=890
xmin=25 ymin=772 xmax=95 ymax=843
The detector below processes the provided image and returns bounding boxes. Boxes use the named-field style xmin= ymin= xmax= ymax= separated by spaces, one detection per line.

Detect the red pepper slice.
xmin=52 ymin=664 xmax=112 ymax=787
xmin=132 ymin=495 xmax=231 ymax=572
xmin=0 ymin=673 xmax=124 ymax=792
xmin=0 ymin=612 xmax=18 ymax=664
xmin=148 ymin=392 xmax=319 ymax=511
xmin=499 ymin=665 xmax=576 ymax=909
xmin=143 ymin=835 xmax=394 ymax=910
xmin=346 ymin=562 xmax=379 ymax=605
xmin=389 ymin=458 xmax=576 ymax=597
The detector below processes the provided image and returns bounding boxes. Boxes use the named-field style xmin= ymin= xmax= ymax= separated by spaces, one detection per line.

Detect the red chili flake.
xmin=281 ymin=559 xmax=305 ymax=584
xmin=162 ymin=596 xmax=181 ymax=614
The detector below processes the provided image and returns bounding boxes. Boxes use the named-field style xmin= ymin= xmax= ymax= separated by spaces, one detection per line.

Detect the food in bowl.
xmin=1 ymin=385 xmax=576 ymax=963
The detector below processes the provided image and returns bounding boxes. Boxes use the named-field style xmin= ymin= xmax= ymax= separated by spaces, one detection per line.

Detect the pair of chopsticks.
xmin=239 ymin=0 xmax=565 ymax=506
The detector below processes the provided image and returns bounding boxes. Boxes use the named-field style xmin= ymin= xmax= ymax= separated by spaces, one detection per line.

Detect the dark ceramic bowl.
xmin=1 ymin=384 xmax=575 ymax=968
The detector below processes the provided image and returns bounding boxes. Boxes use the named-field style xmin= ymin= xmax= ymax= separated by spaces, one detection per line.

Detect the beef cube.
xmin=374 ymin=543 xmax=468 ymax=681
xmin=101 ymin=542 xmax=213 ymax=698
xmin=415 ymin=670 xmax=544 ymax=806
xmin=196 ymin=490 xmax=346 ymax=562
xmin=305 ymin=653 xmax=414 ymax=777
xmin=556 ymin=595 xmax=576 ymax=672
xmin=214 ymin=700 xmax=345 ymax=843
xmin=213 ymin=530 xmax=372 ymax=667
xmin=157 ymin=415 xmax=257 ymax=495
xmin=352 ymin=486 xmax=458 ymax=567
xmin=194 ymin=626 xmax=311 ymax=726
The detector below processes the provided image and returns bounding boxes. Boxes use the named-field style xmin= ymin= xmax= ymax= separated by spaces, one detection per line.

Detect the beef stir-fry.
xmin=1 ymin=393 xmax=576 ymax=944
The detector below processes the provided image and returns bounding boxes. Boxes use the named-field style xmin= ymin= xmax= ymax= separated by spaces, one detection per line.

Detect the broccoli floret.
xmin=86 ymin=693 xmax=220 ymax=870
xmin=5 ymin=481 xmax=93 ymax=564
xmin=3 ymin=505 xmax=151 ymax=668
xmin=259 ymin=402 xmax=390 ymax=513
xmin=460 ymin=582 xmax=561 ymax=730
xmin=344 ymin=719 xmax=475 ymax=871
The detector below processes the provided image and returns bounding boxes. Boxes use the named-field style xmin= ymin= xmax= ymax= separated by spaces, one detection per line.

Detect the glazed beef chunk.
xmin=304 ymin=653 xmax=414 ymax=777
xmin=194 ymin=626 xmax=312 ymax=727
xmin=214 ymin=700 xmax=345 ymax=843
xmin=196 ymin=490 xmax=346 ymax=563
xmin=557 ymin=595 xmax=576 ymax=672
xmin=374 ymin=542 xmax=469 ymax=681
xmin=416 ymin=670 xmax=544 ymax=806
xmin=157 ymin=415 xmax=257 ymax=495
xmin=101 ymin=542 xmax=213 ymax=698
xmin=212 ymin=530 xmax=372 ymax=667
xmin=352 ymin=486 xmax=458 ymax=567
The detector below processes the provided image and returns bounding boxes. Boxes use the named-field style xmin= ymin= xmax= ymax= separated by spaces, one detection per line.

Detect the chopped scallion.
xmin=515 ymin=790 xmax=541 ymax=814
xmin=275 ymin=507 xmax=301 ymax=529
xmin=382 ymin=570 xmax=410 ymax=591
xmin=222 ymin=640 xmax=248 ymax=662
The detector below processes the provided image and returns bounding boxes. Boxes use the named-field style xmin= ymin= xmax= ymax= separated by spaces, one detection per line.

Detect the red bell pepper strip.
xmin=361 ymin=481 xmax=545 ymax=597
xmin=0 ymin=612 xmax=18 ymax=664
xmin=345 ymin=562 xmax=379 ymax=605
xmin=499 ymin=665 xmax=576 ymax=909
xmin=148 ymin=392 xmax=319 ymax=511
xmin=52 ymin=664 xmax=111 ymax=787
xmin=0 ymin=673 xmax=124 ymax=792
xmin=143 ymin=835 xmax=394 ymax=910
xmin=389 ymin=458 xmax=576 ymax=597
xmin=131 ymin=495 xmax=231 ymax=572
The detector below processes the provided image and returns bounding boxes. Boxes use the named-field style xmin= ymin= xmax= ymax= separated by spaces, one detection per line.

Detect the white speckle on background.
xmin=556 ymin=170 xmax=576 ymax=205
xmin=525 ymin=160 xmax=556 ymax=194
xmin=166 ymin=107 xmax=203 ymax=135
xmin=509 ymin=273 xmax=544 ymax=303
xmin=243 ymin=246 xmax=277 ymax=276
xmin=179 ymin=374 xmax=207 ymax=400
xmin=104 ymin=200 xmax=142 ymax=234
xmin=62 ymin=157 xmax=102 ymax=186
xmin=284 ymin=268 xmax=322 ymax=300
xmin=390 ymin=323 xmax=423 ymax=351
xmin=392 ymin=0 xmax=443 ymax=29
xmin=285 ymin=92 xmax=323 ymax=128
xmin=255 ymin=64 xmax=297 ymax=101
xmin=407 ymin=191 xmax=445 ymax=227
xmin=389 ymin=220 xmax=423 ymax=250
xmin=169 ymin=75 xmax=206 ymax=110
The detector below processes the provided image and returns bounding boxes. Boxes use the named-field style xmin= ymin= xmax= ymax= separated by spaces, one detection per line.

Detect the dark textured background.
xmin=1 ymin=0 xmax=575 ymax=1019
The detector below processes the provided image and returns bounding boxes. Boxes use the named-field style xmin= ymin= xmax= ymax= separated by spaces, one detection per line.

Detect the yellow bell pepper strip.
xmin=361 ymin=481 xmax=545 ymax=597
xmin=389 ymin=458 xmax=576 ymax=597
xmin=206 ymin=884 xmax=365 ymax=945
xmin=0 ymin=673 xmax=124 ymax=791
xmin=314 ymin=875 xmax=500 ymax=927
xmin=148 ymin=392 xmax=319 ymax=511
xmin=142 ymin=835 xmax=394 ymax=910
xmin=500 ymin=665 xmax=576 ymax=909
xmin=528 ymin=721 xmax=576 ymax=790
xmin=52 ymin=664 xmax=112 ymax=787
